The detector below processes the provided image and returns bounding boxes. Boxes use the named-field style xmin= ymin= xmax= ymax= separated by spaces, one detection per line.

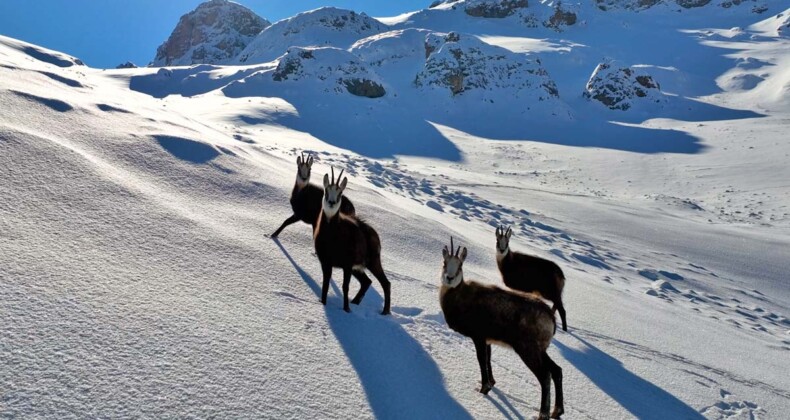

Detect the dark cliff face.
xmin=152 ymin=0 xmax=270 ymax=67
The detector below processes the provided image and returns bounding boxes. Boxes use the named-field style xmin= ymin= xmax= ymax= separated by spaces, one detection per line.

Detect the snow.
xmin=2 ymin=0 xmax=790 ymax=417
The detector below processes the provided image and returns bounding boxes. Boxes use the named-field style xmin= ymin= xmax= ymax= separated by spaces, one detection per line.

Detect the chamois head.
xmin=295 ymin=152 xmax=314 ymax=187
xmin=495 ymin=225 xmax=512 ymax=257
xmin=441 ymin=237 xmax=467 ymax=288
xmin=322 ymin=166 xmax=347 ymax=218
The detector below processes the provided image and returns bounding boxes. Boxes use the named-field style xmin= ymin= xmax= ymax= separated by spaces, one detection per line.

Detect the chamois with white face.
xmin=271 ymin=152 xmax=355 ymax=238
xmin=496 ymin=226 xmax=568 ymax=331
xmin=439 ymin=237 xmax=564 ymax=419
xmin=313 ymin=167 xmax=391 ymax=315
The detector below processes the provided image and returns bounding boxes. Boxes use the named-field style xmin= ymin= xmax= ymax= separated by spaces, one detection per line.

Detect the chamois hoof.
xmin=381 ymin=308 xmax=391 ymax=316
xmin=320 ymin=298 xmax=327 ymax=306
xmin=479 ymin=383 xmax=493 ymax=395
xmin=562 ymin=325 xmax=568 ymax=332
xmin=343 ymin=306 xmax=351 ymax=313
xmin=351 ymin=296 xmax=363 ymax=305
xmin=537 ymin=413 xmax=550 ymax=420
xmin=551 ymin=407 xmax=564 ymax=418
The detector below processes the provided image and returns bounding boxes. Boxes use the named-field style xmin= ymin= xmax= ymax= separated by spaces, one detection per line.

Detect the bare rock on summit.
xmin=152 ymin=0 xmax=270 ymax=67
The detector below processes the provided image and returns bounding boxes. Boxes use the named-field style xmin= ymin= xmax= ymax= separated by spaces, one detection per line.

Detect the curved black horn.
xmin=450 ymin=237 xmax=454 ymax=256
xmin=331 ymin=166 xmax=335 ymax=185
xmin=338 ymin=168 xmax=345 ymax=182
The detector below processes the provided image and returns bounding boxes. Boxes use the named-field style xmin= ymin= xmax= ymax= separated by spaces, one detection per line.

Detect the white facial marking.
xmin=441 ymin=255 xmax=464 ymax=288
xmin=323 ymin=184 xmax=343 ymax=218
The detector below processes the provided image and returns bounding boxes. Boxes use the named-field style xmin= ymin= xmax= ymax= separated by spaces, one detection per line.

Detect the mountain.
xmin=152 ymin=0 xmax=270 ymax=67
xmin=236 ymin=7 xmax=388 ymax=64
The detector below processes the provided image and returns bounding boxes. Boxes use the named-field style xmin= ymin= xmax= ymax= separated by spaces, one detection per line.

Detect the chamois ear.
xmin=307 ymin=156 xmax=313 ymax=167
xmin=297 ymin=155 xmax=302 ymax=165
xmin=339 ymin=177 xmax=348 ymax=191
xmin=506 ymin=227 xmax=512 ymax=239
xmin=442 ymin=246 xmax=449 ymax=259
xmin=460 ymin=247 xmax=468 ymax=261
xmin=323 ymin=173 xmax=330 ymax=189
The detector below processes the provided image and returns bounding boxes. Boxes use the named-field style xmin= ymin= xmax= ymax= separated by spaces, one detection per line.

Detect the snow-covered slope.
xmin=2 ymin=0 xmax=790 ymax=418
xmin=152 ymin=0 xmax=270 ymax=66
xmin=236 ymin=7 xmax=388 ymax=64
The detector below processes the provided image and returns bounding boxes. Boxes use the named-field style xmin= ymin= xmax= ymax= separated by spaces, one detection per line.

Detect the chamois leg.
xmin=473 ymin=338 xmax=492 ymax=394
xmin=368 ymin=259 xmax=391 ymax=315
xmin=350 ymin=270 xmax=373 ymax=305
xmin=544 ymin=352 xmax=564 ymax=419
xmin=271 ymin=214 xmax=300 ymax=238
xmin=486 ymin=344 xmax=496 ymax=387
xmin=556 ymin=301 xmax=567 ymax=332
xmin=516 ymin=344 xmax=551 ymax=420
xmin=342 ymin=268 xmax=352 ymax=313
xmin=320 ymin=263 xmax=332 ymax=306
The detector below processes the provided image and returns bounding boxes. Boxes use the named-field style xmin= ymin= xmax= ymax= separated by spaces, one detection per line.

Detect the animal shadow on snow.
xmin=274 ymin=239 xmax=472 ymax=419
xmin=555 ymin=333 xmax=704 ymax=419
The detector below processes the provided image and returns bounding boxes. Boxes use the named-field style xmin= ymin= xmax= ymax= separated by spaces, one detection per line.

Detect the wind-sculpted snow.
xmin=237 ymin=7 xmax=388 ymax=65
xmin=152 ymin=0 xmax=270 ymax=67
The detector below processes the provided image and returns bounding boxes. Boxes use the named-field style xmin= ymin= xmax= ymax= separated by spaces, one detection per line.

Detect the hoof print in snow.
xmin=584 ymin=61 xmax=664 ymax=110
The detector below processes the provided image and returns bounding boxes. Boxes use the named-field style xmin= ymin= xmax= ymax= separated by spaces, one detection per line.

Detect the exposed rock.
xmin=116 ymin=61 xmax=137 ymax=69
xmin=595 ymin=0 xmax=761 ymax=11
xmin=271 ymin=47 xmax=385 ymax=98
xmin=544 ymin=3 xmax=578 ymax=30
xmin=464 ymin=0 xmax=529 ymax=18
xmin=584 ymin=62 xmax=664 ymax=110
xmin=152 ymin=0 xmax=270 ymax=67
xmin=237 ymin=7 xmax=387 ymax=64
xmin=676 ymin=0 xmax=712 ymax=8
xmin=415 ymin=32 xmax=559 ymax=101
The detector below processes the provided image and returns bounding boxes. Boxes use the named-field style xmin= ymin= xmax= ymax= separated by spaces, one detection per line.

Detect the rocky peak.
xmin=152 ymin=0 xmax=270 ymax=67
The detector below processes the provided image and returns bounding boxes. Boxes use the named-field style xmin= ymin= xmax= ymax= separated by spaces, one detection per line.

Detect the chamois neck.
xmin=496 ymin=247 xmax=510 ymax=263
xmin=295 ymin=175 xmax=308 ymax=190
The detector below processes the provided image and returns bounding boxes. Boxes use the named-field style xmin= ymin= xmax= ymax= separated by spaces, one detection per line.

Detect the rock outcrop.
xmin=583 ymin=62 xmax=664 ymax=110
xmin=152 ymin=0 xmax=270 ymax=67
xmin=271 ymin=47 xmax=386 ymax=98
xmin=415 ymin=32 xmax=559 ymax=101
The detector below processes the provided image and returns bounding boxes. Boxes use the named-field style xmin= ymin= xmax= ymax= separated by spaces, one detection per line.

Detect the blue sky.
xmin=0 ymin=0 xmax=428 ymax=68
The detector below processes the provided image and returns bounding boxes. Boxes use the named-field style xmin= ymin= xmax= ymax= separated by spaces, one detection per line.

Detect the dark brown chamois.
xmin=440 ymin=237 xmax=564 ymax=419
xmin=271 ymin=152 xmax=355 ymax=238
xmin=313 ymin=167 xmax=391 ymax=315
xmin=496 ymin=226 xmax=568 ymax=331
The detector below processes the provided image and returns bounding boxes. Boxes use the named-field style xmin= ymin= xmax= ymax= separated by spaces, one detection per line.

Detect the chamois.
xmin=313 ymin=167 xmax=391 ymax=315
xmin=271 ymin=152 xmax=355 ymax=238
xmin=440 ymin=237 xmax=564 ymax=419
xmin=496 ymin=226 xmax=568 ymax=331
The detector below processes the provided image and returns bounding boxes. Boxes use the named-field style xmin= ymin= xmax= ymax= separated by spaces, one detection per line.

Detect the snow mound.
xmin=231 ymin=47 xmax=386 ymax=98
xmin=152 ymin=0 xmax=270 ymax=67
xmin=0 ymin=35 xmax=84 ymax=68
xmin=237 ymin=7 xmax=388 ymax=65
xmin=584 ymin=62 xmax=665 ymax=110
xmin=415 ymin=31 xmax=559 ymax=101
xmin=351 ymin=29 xmax=434 ymax=68
xmin=751 ymin=9 xmax=790 ymax=36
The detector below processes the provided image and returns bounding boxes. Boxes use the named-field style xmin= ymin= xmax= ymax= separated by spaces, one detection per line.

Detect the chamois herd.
xmin=273 ymin=153 xmax=568 ymax=419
